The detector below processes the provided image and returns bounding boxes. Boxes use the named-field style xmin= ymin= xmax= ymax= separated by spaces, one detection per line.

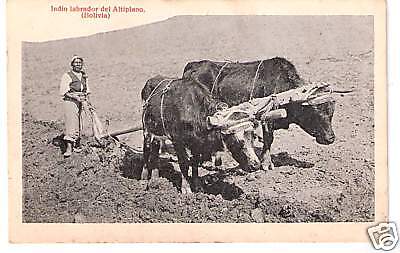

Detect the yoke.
xmin=207 ymin=82 xmax=333 ymax=130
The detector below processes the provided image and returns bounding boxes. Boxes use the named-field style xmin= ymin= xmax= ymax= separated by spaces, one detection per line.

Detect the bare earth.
xmin=22 ymin=16 xmax=374 ymax=223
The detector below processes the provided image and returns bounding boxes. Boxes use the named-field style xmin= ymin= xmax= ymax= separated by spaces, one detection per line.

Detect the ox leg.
xmin=141 ymin=134 xmax=152 ymax=180
xmin=149 ymin=139 xmax=161 ymax=179
xmin=191 ymin=154 xmax=202 ymax=192
xmin=174 ymin=144 xmax=192 ymax=194
xmin=214 ymin=152 xmax=223 ymax=167
xmin=261 ymin=124 xmax=275 ymax=170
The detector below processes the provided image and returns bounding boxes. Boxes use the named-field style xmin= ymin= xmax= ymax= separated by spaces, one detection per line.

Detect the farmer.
xmin=59 ymin=55 xmax=91 ymax=157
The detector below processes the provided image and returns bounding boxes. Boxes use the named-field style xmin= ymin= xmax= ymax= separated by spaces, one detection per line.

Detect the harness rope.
xmin=249 ymin=60 xmax=264 ymax=100
xmin=142 ymin=78 xmax=173 ymax=109
xmin=142 ymin=78 xmax=176 ymax=139
xmin=211 ymin=60 xmax=264 ymax=101
xmin=160 ymin=79 xmax=175 ymax=138
xmin=142 ymin=79 xmax=172 ymax=132
xmin=211 ymin=62 xmax=229 ymax=95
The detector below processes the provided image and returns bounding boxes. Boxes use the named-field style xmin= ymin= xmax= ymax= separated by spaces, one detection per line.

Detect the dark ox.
xmin=141 ymin=75 xmax=260 ymax=193
xmin=182 ymin=57 xmax=336 ymax=169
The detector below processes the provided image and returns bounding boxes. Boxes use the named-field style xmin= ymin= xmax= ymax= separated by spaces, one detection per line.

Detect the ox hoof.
xmin=269 ymin=162 xmax=275 ymax=170
xmin=261 ymin=161 xmax=275 ymax=171
xmin=192 ymin=178 xmax=203 ymax=193
xmin=181 ymin=180 xmax=192 ymax=194
xmin=151 ymin=169 xmax=159 ymax=179
xmin=214 ymin=154 xmax=222 ymax=167
xmin=181 ymin=186 xmax=192 ymax=194
xmin=236 ymin=168 xmax=247 ymax=176
xmin=141 ymin=169 xmax=149 ymax=180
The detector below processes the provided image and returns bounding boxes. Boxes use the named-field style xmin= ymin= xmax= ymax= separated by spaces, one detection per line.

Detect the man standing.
xmin=59 ymin=55 xmax=91 ymax=157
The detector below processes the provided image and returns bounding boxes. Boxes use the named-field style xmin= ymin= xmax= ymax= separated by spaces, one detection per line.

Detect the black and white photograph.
xmin=7 ymin=0 xmax=389 ymax=244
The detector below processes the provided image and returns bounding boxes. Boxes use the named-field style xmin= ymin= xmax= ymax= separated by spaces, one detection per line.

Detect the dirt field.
xmin=22 ymin=16 xmax=374 ymax=222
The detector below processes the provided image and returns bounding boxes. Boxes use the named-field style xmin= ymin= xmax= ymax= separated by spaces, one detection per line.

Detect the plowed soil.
xmin=22 ymin=16 xmax=374 ymax=223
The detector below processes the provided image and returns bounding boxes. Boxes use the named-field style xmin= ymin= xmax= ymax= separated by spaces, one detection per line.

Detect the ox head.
xmin=283 ymin=83 xmax=352 ymax=145
xmin=290 ymin=99 xmax=336 ymax=145
xmin=207 ymin=106 xmax=261 ymax=171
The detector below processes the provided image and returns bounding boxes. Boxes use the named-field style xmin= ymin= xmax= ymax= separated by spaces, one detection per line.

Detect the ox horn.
xmin=331 ymin=88 xmax=354 ymax=93
xmin=313 ymin=82 xmax=353 ymax=94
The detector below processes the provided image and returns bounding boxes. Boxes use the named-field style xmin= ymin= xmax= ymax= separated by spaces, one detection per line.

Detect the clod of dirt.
xmin=251 ymin=208 xmax=265 ymax=223
xmin=146 ymin=177 xmax=175 ymax=191
xmin=73 ymin=213 xmax=86 ymax=223
xmin=246 ymin=173 xmax=256 ymax=182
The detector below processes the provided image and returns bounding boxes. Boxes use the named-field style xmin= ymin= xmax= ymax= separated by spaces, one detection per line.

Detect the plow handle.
xmin=99 ymin=126 xmax=143 ymax=139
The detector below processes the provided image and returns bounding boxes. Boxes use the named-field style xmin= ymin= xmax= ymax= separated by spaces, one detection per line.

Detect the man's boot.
xmin=64 ymin=141 xmax=73 ymax=158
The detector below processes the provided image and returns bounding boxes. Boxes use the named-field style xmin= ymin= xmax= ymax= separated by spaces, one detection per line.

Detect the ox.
xmin=182 ymin=57 xmax=336 ymax=169
xmin=141 ymin=75 xmax=261 ymax=193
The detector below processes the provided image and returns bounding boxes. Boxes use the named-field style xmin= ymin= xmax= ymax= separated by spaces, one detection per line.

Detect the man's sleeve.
xmin=59 ymin=73 xmax=70 ymax=97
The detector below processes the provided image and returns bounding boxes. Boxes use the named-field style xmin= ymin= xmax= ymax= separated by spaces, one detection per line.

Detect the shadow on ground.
xmin=118 ymin=149 xmax=183 ymax=189
xmin=116 ymin=149 xmax=313 ymax=200
xmin=117 ymin=149 xmax=244 ymax=200
xmin=199 ymin=172 xmax=244 ymax=200
xmin=271 ymin=152 xmax=314 ymax=168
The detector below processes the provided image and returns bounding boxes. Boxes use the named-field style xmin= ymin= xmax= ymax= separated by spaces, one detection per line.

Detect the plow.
xmin=88 ymin=82 xmax=349 ymax=151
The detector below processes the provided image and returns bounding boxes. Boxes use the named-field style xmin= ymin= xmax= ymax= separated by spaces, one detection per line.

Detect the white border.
xmin=387 ymin=0 xmax=400 ymax=236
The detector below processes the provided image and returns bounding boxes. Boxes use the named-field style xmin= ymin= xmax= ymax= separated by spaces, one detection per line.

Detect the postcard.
xmin=8 ymin=0 xmax=389 ymax=245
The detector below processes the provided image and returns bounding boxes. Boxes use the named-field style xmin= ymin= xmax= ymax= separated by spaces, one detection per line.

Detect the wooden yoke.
xmin=97 ymin=83 xmax=338 ymax=139
xmin=208 ymin=82 xmax=334 ymax=129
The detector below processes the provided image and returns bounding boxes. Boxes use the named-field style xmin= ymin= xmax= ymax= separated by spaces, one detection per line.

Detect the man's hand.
xmin=66 ymin=92 xmax=87 ymax=102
